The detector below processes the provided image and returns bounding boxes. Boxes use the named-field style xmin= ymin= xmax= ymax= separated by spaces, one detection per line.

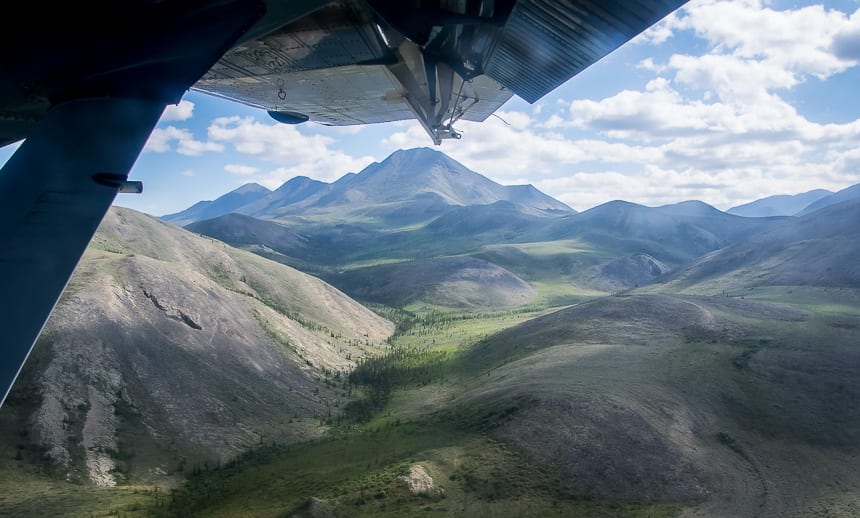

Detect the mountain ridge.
xmin=727 ymin=189 xmax=833 ymax=217
xmin=161 ymin=147 xmax=574 ymax=227
xmin=162 ymin=182 xmax=270 ymax=227
xmin=656 ymin=197 xmax=860 ymax=292
xmin=796 ymin=182 xmax=860 ymax=216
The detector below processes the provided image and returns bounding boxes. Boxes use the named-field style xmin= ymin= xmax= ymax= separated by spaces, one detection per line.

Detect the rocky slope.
xmin=2 ymin=207 xmax=393 ymax=486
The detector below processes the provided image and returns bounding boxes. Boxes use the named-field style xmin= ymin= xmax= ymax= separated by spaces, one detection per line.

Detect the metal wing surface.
xmin=193 ymin=0 xmax=687 ymax=144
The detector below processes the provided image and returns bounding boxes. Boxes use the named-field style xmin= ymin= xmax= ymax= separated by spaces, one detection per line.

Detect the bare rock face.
xmin=398 ymin=465 xmax=440 ymax=495
xmin=8 ymin=207 xmax=394 ymax=485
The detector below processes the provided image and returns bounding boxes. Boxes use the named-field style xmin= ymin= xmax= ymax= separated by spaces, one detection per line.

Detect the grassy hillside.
xmin=325 ymin=256 xmax=536 ymax=309
xmin=0 ymin=207 xmax=394 ymax=492
xmin=142 ymin=290 xmax=860 ymax=517
xmin=184 ymin=196 xmax=786 ymax=311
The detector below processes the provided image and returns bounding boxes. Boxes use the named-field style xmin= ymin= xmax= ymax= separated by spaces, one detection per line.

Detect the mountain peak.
xmin=161 ymin=182 xmax=272 ymax=226
xmin=324 ymin=147 xmax=571 ymax=214
xmin=233 ymin=182 xmax=270 ymax=195
xmin=659 ymin=200 xmax=722 ymax=217
xmin=390 ymin=146 xmax=444 ymax=159
xmin=274 ymin=175 xmax=325 ymax=192
xmin=375 ymin=147 xmax=463 ymax=173
xmin=164 ymin=148 xmax=572 ymax=223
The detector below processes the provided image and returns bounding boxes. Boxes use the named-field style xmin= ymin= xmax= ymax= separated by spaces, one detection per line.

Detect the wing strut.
xmin=0 ymin=98 xmax=165 ymax=406
xmin=0 ymin=0 xmax=267 ymax=407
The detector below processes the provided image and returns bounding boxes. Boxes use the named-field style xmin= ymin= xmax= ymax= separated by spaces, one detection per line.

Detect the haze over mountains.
xmin=3 ymin=147 xmax=860 ymax=516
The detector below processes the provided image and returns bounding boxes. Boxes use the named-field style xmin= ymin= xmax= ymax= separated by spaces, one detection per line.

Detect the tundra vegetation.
xmin=3 ymin=286 xmax=858 ymax=517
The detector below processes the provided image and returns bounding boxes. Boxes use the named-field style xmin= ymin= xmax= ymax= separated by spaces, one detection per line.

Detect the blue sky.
xmin=3 ymin=0 xmax=860 ymax=215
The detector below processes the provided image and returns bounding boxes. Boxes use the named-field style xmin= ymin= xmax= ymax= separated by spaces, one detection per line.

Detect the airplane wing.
xmin=0 ymin=0 xmax=686 ymax=405
xmin=193 ymin=0 xmax=687 ymax=144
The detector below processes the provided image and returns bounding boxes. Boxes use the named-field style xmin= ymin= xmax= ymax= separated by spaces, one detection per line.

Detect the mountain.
xmin=4 ymin=184 xmax=859 ymax=515
xmin=186 ymin=213 xmax=308 ymax=256
xmin=183 ymin=197 xmax=785 ymax=306
xmin=236 ymin=175 xmax=329 ymax=219
xmin=542 ymin=199 xmax=781 ymax=265
xmin=450 ymin=293 xmax=860 ymax=514
xmin=301 ymin=148 xmax=573 ymax=216
xmin=585 ymin=252 xmax=670 ymax=291
xmin=161 ymin=182 xmax=270 ymax=227
xmin=327 ymin=256 xmax=536 ymax=309
xmin=162 ymin=148 xmax=575 ymax=227
xmin=1 ymin=207 xmax=393 ymax=486
xmin=727 ymin=189 xmax=832 ymax=217
xmin=796 ymin=182 xmax=860 ymax=216
xmin=658 ymin=198 xmax=860 ymax=293
xmin=160 ymin=291 xmax=860 ymax=517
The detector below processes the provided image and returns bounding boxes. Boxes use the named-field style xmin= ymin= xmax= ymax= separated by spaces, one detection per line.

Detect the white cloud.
xmin=208 ymin=116 xmax=330 ymax=161
xmin=208 ymin=116 xmax=376 ymax=184
xmin=546 ymin=66 xmax=860 ymax=209
xmin=669 ymin=53 xmax=797 ymax=104
xmin=832 ymin=147 xmax=860 ymax=177
xmin=637 ymin=58 xmax=665 ymax=73
xmin=224 ymin=164 xmax=259 ymax=176
xmin=176 ymin=138 xmax=224 ymax=156
xmin=144 ymin=126 xmax=184 ymax=153
xmin=635 ymin=8 xmax=684 ymax=45
xmin=144 ymin=126 xmax=223 ymax=155
xmin=568 ymin=79 xmax=732 ymax=140
xmin=493 ymin=110 xmax=531 ymax=129
xmin=160 ymin=100 xmax=195 ymax=122
xmin=673 ymin=0 xmax=857 ymax=79
xmin=180 ymin=169 xmax=194 ymax=177
xmin=382 ymin=111 xmax=660 ymax=185
xmin=832 ymin=10 xmax=860 ymax=61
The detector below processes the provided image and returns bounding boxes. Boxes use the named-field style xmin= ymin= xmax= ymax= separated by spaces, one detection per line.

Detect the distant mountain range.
xmin=164 ymin=148 xmax=860 ymax=227
xmin=796 ymin=182 xmax=860 ymax=216
xmin=660 ymin=196 xmax=860 ymax=293
xmin=163 ymin=147 xmax=574 ymax=228
xmin=163 ymin=147 xmax=859 ymax=304
xmin=540 ymin=199 xmax=777 ymax=264
xmin=727 ymin=183 xmax=860 ymax=217
xmin=163 ymin=182 xmax=272 ymax=227
xmin=727 ymin=189 xmax=833 ymax=217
